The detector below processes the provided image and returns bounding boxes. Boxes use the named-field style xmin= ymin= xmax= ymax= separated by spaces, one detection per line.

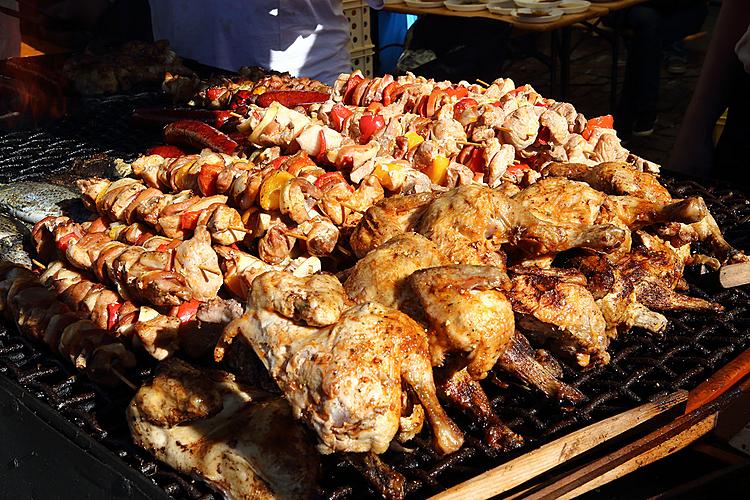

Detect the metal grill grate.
xmin=1 ymin=95 xmax=750 ymax=499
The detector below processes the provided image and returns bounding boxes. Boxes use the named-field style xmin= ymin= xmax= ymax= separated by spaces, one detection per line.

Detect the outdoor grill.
xmin=1 ymin=91 xmax=750 ymax=500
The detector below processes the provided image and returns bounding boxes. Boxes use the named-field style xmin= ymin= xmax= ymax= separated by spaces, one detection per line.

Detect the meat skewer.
xmin=76 ymin=177 xmax=246 ymax=247
xmin=33 ymin=215 xmax=222 ymax=307
xmin=0 ymin=263 xmax=136 ymax=385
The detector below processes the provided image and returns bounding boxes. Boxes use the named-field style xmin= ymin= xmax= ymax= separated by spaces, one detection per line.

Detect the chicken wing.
xmin=410 ymin=265 xmax=584 ymax=403
xmin=349 ymin=192 xmax=436 ymax=258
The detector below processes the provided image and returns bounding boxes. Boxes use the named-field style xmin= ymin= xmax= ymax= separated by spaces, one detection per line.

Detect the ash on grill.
xmin=1 ymin=95 xmax=750 ymax=499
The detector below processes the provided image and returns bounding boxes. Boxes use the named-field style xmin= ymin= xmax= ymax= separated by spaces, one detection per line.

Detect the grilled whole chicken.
xmin=351 ymin=185 xmax=626 ymax=263
xmin=409 ymin=265 xmax=583 ymax=402
xmin=507 ymin=266 xmax=610 ymax=368
xmin=226 ymin=270 xmax=463 ymax=455
xmin=128 ymin=359 xmax=319 ymax=500
xmin=343 ymin=233 xmax=447 ymax=322
xmin=513 ymin=177 xmax=707 ymax=261
xmin=343 ymin=236 xmax=523 ymax=449
xmin=544 ymin=161 xmax=748 ymax=265
xmin=349 ymin=192 xmax=436 ymax=258
xmin=417 ymin=185 xmax=627 ymax=265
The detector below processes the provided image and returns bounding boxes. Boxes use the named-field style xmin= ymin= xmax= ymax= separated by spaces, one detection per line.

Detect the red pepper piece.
xmin=176 ymin=299 xmax=201 ymax=323
xmin=359 ymin=114 xmax=385 ymax=144
xmin=197 ymin=163 xmax=223 ymax=196
xmin=330 ymin=103 xmax=354 ymax=132
xmin=268 ymin=155 xmax=289 ymax=169
xmin=107 ymin=302 xmax=122 ymax=331
xmin=581 ymin=115 xmax=614 ymax=140
xmin=180 ymin=210 xmax=202 ymax=231
xmin=453 ymin=98 xmax=478 ymax=121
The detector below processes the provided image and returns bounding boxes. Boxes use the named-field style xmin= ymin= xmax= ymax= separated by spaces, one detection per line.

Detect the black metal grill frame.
xmin=1 ymin=93 xmax=750 ymax=499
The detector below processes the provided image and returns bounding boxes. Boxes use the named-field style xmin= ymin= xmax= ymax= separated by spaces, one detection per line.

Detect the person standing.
xmin=610 ymin=0 xmax=707 ymax=138
xmin=0 ymin=0 xmax=20 ymax=59
xmin=669 ymin=0 xmax=750 ymax=184
xmin=149 ymin=0 xmax=382 ymax=85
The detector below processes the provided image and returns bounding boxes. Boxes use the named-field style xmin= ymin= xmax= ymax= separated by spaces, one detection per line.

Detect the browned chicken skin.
xmin=543 ymin=162 xmax=747 ymax=264
xmin=507 ymin=266 xmax=610 ymax=368
xmin=228 ymin=271 xmax=463 ymax=455
xmin=129 ymin=359 xmax=320 ymax=500
xmin=351 ymin=185 xmax=628 ymax=264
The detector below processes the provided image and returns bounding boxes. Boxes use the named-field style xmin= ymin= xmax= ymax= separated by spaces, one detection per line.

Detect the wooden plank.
xmin=556 ymin=413 xmax=718 ymax=499
xmin=382 ymin=3 xmax=608 ymax=32
xmin=516 ymin=391 xmax=735 ymax=500
xmin=686 ymin=347 xmax=750 ymax=414
xmin=428 ymin=390 xmax=687 ymax=500
xmin=719 ymin=262 xmax=750 ymax=288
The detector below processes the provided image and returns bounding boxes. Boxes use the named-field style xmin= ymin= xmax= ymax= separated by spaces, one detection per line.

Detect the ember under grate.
xmin=1 ymin=94 xmax=750 ymax=499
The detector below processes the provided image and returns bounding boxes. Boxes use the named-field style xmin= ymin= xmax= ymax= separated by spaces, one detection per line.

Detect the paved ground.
xmin=499 ymin=4 xmax=717 ymax=171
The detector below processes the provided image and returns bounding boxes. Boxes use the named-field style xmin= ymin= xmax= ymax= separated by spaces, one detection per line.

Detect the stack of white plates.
xmin=404 ymin=0 xmax=444 ymax=7
xmin=558 ymin=0 xmax=591 ymax=13
xmin=444 ymin=0 xmax=489 ymax=11
xmin=513 ymin=0 xmax=562 ymax=9
xmin=511 ymin=7 xmax=564 ymax=22
xmin=487 ymin=0 xmax=516 ymax=14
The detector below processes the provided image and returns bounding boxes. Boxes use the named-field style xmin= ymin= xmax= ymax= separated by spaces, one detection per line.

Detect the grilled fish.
xmin=0 ymin=214 xmax=32 ymax=268
xmin=0 ymin=181 xmax=88 ymax=224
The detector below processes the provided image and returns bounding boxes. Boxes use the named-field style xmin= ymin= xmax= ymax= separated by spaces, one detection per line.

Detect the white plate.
xmin=558 ymin=0 xmax=590 ymax=13
xmin=444 ymin=0 xmax=489 ymax=11
xmin=513 ymin=0 xmax=562 ymax=9
xmin=404 ymin=0 xmax=444 ymax=7
xmin=487 ymin=1 xmax=516 ymax=14
xmin=511 ymin=7 xmax=563 ymax=22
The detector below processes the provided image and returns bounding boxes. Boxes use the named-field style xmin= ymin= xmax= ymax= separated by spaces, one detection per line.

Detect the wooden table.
xmin=382 ymin=0 xmax=648 ymax=107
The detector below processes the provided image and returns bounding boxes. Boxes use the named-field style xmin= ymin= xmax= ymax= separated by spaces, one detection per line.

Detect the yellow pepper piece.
xmin=404 ymin=132 xmax=424 ymax=150
xmin=252 ymin=85 xmax=267 ymax=95
xmin=373 ymin=162 xmax=408 ymax=191
xmin=259 ymin=170 xmax=295 ymax=211
xmin=424 ymin=155 xmax=450 ymax=186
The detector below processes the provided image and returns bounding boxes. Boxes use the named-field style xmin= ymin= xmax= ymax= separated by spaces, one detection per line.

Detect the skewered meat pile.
xmin=1 ymin=68 xmax=749 ymax=500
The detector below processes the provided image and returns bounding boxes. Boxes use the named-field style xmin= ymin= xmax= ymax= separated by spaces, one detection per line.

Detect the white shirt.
xmin=149 ymin=1 xmax=382 ymax=85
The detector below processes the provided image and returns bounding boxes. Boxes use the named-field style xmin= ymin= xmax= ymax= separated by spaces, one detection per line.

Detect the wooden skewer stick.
xmin=31 ymin=259 xmax=46 ymax=269
xmin=340 ymin=202 xmax=364 ymax=213
xmin=476 ymin=79 xmax=490 ymax=87
xmin=718 ymin=261 xmax=750 ymax=288
xmin=229 ymin=112 xmax=245 ymax=119
xmin=199 ymin=266 xmax=221 ymax=280
xmin=429 ymin=390 xmax=688 ymax=500
xmin=457 ymin=140 xmax=483 ymax=147
xmin=228 ymin=226 xmax=251 ymax=233
xmin=285 ymin=231 xmax=308 ymax=241
xmin=111 ymin=367 xmax=137 ymax=391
